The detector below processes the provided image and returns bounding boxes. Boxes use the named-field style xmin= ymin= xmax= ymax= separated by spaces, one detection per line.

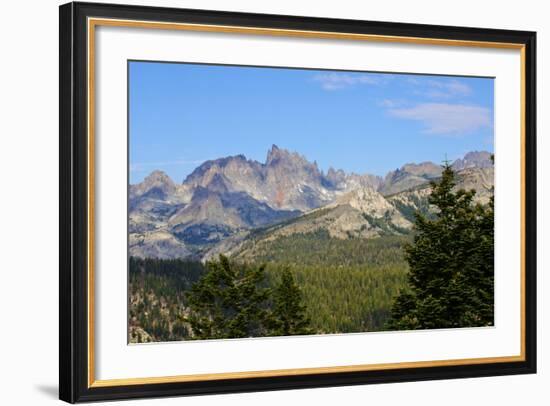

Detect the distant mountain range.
xmin=129 ymin=146 xmax=494 ymax=260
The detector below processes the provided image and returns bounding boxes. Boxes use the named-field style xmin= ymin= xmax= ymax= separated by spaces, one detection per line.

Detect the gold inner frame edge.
xmin=87 ymin=17 xmax=527 ymax=388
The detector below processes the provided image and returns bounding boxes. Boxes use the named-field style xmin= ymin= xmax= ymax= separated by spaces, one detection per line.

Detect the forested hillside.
xmin=128 ymin=257 xmax=205 ymax=342
xmin=129 ymin=233 xmax=410 ymax=342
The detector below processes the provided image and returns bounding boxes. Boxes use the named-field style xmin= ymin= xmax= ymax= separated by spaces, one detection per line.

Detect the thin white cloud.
xmin=312 ymin=72 xmax=384 ymax=91
xmin=412 ymin=78 xmax=473 ymax=99
xmin=377 ymin=99 xmax=406 ymax=108
xmin=388 ymin=103 xmax=491 ymax=135
xmin=442 ymin=80 xmax=472 ymax=96
xmin=130 ymin=159 xmax=206 ymax=172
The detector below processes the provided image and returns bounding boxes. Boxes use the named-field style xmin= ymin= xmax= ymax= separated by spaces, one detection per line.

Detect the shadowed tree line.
xmin=387 ymin=161 xmax=494 ymax=330
xmin=129 ymin=256 xmax=311 ymax=342
xmin=186 ymin=255 xmax=312 ymax=339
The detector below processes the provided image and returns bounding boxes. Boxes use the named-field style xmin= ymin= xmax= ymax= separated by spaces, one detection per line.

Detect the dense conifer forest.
xmin=128 ymin=235 xmax=410 ymax=341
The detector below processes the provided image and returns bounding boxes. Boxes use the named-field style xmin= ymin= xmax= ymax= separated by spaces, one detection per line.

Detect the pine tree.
xmin=270 ymin=269 xmax=312 ymax=336
xmin=185 ymin=255 xmax=272 ymax=339
xmin=387 ymin=163 xmax=494 ymax=330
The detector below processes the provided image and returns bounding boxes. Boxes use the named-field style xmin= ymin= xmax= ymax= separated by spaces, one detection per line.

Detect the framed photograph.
xmin=59 ymin=2 xmax=536 ymax=403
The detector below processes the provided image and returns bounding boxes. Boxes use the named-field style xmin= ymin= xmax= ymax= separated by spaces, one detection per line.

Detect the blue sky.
xmin=129 ymin=61 xmax=494 ymax=184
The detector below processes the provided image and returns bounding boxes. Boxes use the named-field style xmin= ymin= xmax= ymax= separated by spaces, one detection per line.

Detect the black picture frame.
xmin=59 ymin=1 xmax=537 ymax=403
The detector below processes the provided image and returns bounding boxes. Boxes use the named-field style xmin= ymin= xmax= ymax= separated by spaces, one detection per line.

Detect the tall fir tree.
xmin=185 ymin=255 xmax=272 ymax=339
xmin=270 ymin=269 xmax=312 ymax=336
xmin=387 ymin=162 xmax=494 ymax=330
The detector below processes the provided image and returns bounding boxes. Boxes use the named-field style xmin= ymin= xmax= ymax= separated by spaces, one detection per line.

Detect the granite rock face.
xmin=452 ymin=151 xmax=493 ymax=171
xmin=182 ymin=145 xmax=382 ymax=212
xmin=129 ymin=146 xmax=494 ymax=260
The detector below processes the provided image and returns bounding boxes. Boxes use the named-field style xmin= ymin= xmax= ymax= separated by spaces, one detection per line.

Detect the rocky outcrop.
xmin=379 ymin=161 xmax=442 ymax=196
xmin=227 ymin=186 xmax=413 ymax=255
xmin=129 ymin=230 xmax=190 ymax=259
xmin=452 ymin=151 xmax=493 ymax=171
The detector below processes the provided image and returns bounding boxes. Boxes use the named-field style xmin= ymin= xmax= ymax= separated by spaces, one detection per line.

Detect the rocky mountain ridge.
xmin=129 ymin=146 xmax=493 ymax=260
xmin=181 ymin=145 xmax=383 ymax=212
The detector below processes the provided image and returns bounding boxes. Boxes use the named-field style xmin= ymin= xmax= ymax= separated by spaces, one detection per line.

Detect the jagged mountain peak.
xmin=379 ymin=151 xmax=492 ymax=196
xmin=265 ymin=144 xmax=284 ymax=163
xmin=452 ymin=150 xmax=493 ymax=171
xmin=379 ymin=163 xmax=436 ymax=195
xmin=265 ymin=144 xmax=279 ymax=164
xmin=327 ymin=167 xmax=345 ymax=177
xmin=265 ymin=144 xmax=313 ymax=168
xmin=131 ymin=170 xmax=176 ymax=200
xmin=183 ymin=154 xmax=249 ymax=184
xmin=144 ymin=169 xmax=175 ymax=185
xmin=400 ymin=161 xmax=442 ymax=178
